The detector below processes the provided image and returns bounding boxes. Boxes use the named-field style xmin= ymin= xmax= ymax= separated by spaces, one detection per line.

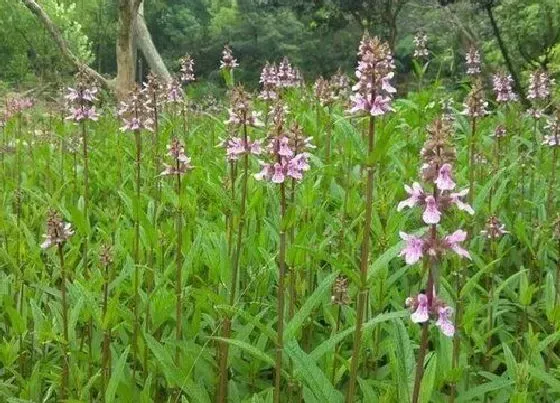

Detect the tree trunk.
xmin=116 ymin=0 xmax=140 ymax=99
xmin=135 ymin=2 xmax=171 ymax=82
xmin=22 ymin=0 xmax=170 ymax=98
xmin=485 ymin=4 xmax=529 ymax=107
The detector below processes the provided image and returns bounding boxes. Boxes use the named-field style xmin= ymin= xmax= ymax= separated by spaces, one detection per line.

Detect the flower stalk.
xmin=346 ymin=34 xmax=396 ymax=403
xmin=217 ymin=88 xmax=262 ymax=402
xmin=41 ymin=211 xmax=74 ymax=399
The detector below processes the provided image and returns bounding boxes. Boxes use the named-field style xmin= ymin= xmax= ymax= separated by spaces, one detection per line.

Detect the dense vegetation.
xmin=1 ymin=1 xmax=560 ymax=403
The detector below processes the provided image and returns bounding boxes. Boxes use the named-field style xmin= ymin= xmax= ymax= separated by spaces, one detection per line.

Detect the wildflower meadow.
xmin=1 ymin=1 xmax=560 ymax=402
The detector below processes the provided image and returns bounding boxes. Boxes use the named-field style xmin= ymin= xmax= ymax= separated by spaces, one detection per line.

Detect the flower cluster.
xmin=223 ymin=88 xmax=263 ymax=161
xmin=330 ymin=69 xmax=351 ymax=101
xmin=220 ymin=44 xmax=238 ymax=70
xmin=40 ymin=210 xmax=74 ymax=249
xmin=180 ymin=54 xmax=195 ymax=84
xmin=161 ymin=137 xmax=193 ymax=176
xmin=492 ymin=72 xmax=517 ymax=103
xmin=350 ymin=34 xmax=396 ymax=117
xmin=543 ymin=115 xmax=559 ymax=147
xmin=493 ymin=125 xmax=507 ymax=138
xmin=259 ymin=62 xmax=279 ymax=101
xmin=480 ymin=216 xmax=509 ymax=239
xmin=224 ymin=87 xmax=263 ymax=128
xmin=118 ymin=87 xmax=154 ymax=132
xmin=65 ymin=69 xmax=99 ymax=122
xmin=6 ymin=98 xmax=34 ymax=119
xmin=465 ymin=46 xmax=481 ymax=76
xmin=166 ymin=79 xmax=184 ymax=104
xmin=99 ymin=244 xmax=113 ymax=266
xmin=143 ymin=72 xmax=165 ymax=109
xmin=406 ymin=292 xmax=454 ymax=336
xmin=314 ymin=77 xmax=333 ymax=106
xmin=331 ymin=276 xmax=350 ymax=306
xmin=461 ymin=81 xmax=489 ymax=117
xmin=528 ymin=70 xmax=553 ymax=101
xmin=398 ymin=118 xmax=473 ymax=337
xmin=255 ymin=101 xmax=312 ymax=183
xmin=528 ymin=70 xmax=553 ymax=118
xmin=413 ymin=31 xmax=429 ymax=58
xmin=277 ymin=57 xmax=301 ymax=88
xmin=440 ymin=98 xmax=455 ymax=122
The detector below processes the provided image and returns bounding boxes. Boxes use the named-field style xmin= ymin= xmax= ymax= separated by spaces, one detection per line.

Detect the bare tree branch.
xmin=20 ymin=0 xmax=111 ymax=89
xmin=135 ymin=1 xmax=171 ymax=82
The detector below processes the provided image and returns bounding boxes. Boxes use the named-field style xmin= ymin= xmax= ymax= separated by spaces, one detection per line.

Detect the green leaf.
xmin=502 ymin=343 xmax=517 ymax=381
xmin=209 ymin=336 xmax=275 ymax=367
xmin=456 ymin=378 xmax=514 ymax=402
xmin=105 ymin=345 xmax=129 ymax=403
xmin=367 ymin=242 xmax=403 ymax=282
xmin=285 ymin=341 xmax=343 ymax=403
xmin=529 ymin=366 xmax=560 ymax=392
xmin=419 ymin=353 xmax=437 ymax=403
xmin=284 ymin=271 xmax=337 ymax=340
xmin=310 ymin=311 xmax=408 ymax=361
xmin=144 ymin=333 xmax=211 ymax=403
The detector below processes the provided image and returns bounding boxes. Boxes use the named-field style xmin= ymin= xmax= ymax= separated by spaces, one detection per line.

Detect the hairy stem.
xmin=546 ymin=125 xmax=558 ymax=215
xmin=175 ymin=162 xmax=183 ymax=365
xmin=58 ymin=243 xmax=69 ymax=400
xmin=217 ymin=119 xmax=250 ymax=403
xmin=101 ymin=261 xmax=111 ymax=403
xmin=274 ymin=182 xmax=287 ymax=403
xmin=346 ymin=113 xmax=376 ymax=403
xmin=132 ymin=128 xmax=142 ymax=385
xmin=468 ymin=117 xmax=477 ymax=205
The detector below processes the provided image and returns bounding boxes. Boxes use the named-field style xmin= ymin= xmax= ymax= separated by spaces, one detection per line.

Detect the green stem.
xmin=58 ymin=243 xmax=69 ymax=400
xmin=102 ymin=261 xmax=111 ymax=403
xmin=546 ymin=125 xmax=559 ymax=215
xmin=468 ymin=117 xmax=477 ymax=206
xmin=274 ymin=182 xmax=287 ymax=403
xmin=217 ymin=119 xmax=250 ymax=403
xmin=346 ymin=113 xmax=376 ymax=403
xmin=175 ymin=162 xmax=183 ymax=366
xmin=132 ymin=128 xmax=142 ymax=385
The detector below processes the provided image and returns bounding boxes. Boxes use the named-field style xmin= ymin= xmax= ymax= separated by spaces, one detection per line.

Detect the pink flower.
xmin=435 ymin=306 xmax=455 ymax=336
xmin=225 ymin=137 xmax=245 ymax=160
xmin=449 ymin=189 xmax=474 ymax=215
xmin=255 ymin=163 xmax=272 ymax=181
xmin=443 ymin=230 xmax=470 ymax=259
xmin=250 ymin=139 xmax=262 ymax=155
xmin=399 ymin=232 xmax=424 ymax=265
xmin=278 ymin=137 xmax=294 ymax=157
xmin=397 ymin=182 xmax=424 ymax=211
xmin=411 ymin=294 xmax=429 ymax=323
xmin=350 ymin=94 xmax=368 ymax=114
xmin=271 ymin=163 xmax=285 ymax=183
xmin=381 ymin=72 xmax=397 ymax=94
xmin=423 ymin=195 xmax=441 ymax=224
xmin=370 ymin=96 xmax=392 ymax=116
xmin=435 ymin=163 xmax=455 ymax=190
